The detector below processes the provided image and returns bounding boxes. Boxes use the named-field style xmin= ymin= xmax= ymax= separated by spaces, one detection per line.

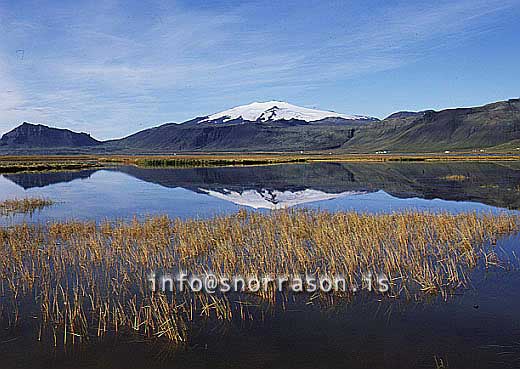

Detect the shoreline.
xmin=1 ymin=153 xmax=520 ymax=173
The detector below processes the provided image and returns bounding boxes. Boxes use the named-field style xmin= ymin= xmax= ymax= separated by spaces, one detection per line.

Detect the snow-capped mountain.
xmin=199 ymin=188 xmax=366 ymax=210
xmin=201 ymin=101 xmax=375 ymax=123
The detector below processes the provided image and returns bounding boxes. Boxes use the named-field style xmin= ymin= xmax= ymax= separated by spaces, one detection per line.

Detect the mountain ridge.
xmin=345 ymin=98 xmax=520 ymax=152
xmin=1 ymin=98 xmax=519 ymax=153
xmin=0 ymin=122 xmax=101 ymax=148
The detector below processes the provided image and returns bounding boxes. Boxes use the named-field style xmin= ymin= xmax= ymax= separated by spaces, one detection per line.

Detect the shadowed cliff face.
xmin=3 ymin=162 xmax=520 ymax=210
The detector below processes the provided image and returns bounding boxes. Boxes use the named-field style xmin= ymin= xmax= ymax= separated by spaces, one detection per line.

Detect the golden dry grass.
xmin=106 ymin=153 xmax=520 ymax=167
xmin=1 ymin=153 xmax=519 ymax=172
xmin=0 ymin=209 xmax=518 ymax=347
xmin=0 ymin=157 xmax=101 ymax=173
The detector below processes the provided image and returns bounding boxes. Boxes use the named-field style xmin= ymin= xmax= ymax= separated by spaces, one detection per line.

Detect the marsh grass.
xmin=0 ymin=210 xmax=519 ymax=348
xmin=0 ymin=162 xmax=101 ymax=174
xmin=0 ymin=197 xmax=54 ymax=216
xmin=0 ymin=154 xmax=519 ymax=172
xmin=116 ymin=154 xmax=520 ymax=168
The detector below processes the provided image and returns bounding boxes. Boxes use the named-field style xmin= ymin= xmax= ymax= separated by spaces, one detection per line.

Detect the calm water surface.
xmin=1 ymin=162 xmax=519 ymax=224
xmin=1 ymin=162 xmax=520 ymax=368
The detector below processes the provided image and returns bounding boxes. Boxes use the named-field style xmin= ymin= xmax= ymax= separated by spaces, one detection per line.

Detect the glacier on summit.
xmin=201 ymin=101 xmax=374 ymax=123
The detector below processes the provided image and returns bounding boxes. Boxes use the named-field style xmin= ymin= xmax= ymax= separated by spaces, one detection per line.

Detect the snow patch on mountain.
xmin=201 ymin=101 xmax=373 ymax=123
xmin=199 ymin=188 xmax=367 ymax=209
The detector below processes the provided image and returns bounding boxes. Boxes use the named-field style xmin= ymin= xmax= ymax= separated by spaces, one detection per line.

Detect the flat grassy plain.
xmin=1 ymin=153 xmax=520 ymax=173
xmin=1 ymin=209 xmax=518 ymax=348
xmin=0 ymin=155 xmax=102 ymax=173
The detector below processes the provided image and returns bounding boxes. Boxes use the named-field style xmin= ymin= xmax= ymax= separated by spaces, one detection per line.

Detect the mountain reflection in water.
xmin=198 ymin=188 xmax=367 ymax=209
xmin=0 ymin=162 xmax=518 ymax=223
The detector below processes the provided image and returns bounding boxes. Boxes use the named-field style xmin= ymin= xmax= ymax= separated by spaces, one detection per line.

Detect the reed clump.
xmin=0 ymin=197 xmax=54 ymax=216
xmin=0 ymin=210 xmax=518 ymax=348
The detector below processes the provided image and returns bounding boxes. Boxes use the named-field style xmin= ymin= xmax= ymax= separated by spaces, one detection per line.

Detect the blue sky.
xmin=0 ymin=0 xmax=519 ymax=139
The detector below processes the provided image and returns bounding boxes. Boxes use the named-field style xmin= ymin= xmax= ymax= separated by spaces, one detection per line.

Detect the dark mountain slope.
xmin=0 ymin=122 xmax=100 ymax=148
xmin=345 ymin=99 xmax=520 ymax=152
xmin=109 ymin=118 xmax=365 ymax=152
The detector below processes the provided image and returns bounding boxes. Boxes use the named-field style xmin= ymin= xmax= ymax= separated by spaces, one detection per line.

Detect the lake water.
xmin=1 ymin=161 xmax=519 ymax=224
xmin=1 ymin=162 xmax=520 ymax=369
